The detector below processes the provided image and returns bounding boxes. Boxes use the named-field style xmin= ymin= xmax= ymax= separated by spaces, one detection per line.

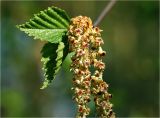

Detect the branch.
xmin=94 ymin=0 xmax=117 ymax=27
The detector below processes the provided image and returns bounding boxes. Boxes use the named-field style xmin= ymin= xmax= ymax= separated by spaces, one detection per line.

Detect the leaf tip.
xmin=16 ymin=25 xmax=20 ymax=29
xmin=40 ymin=80 xmax=50 ymax=89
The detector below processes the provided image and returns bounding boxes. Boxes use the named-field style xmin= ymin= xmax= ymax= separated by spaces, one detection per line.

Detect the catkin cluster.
xmin=68 ymin=16 xmax=115 ymax=118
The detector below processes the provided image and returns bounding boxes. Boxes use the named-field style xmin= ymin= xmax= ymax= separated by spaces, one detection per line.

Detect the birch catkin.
xmin=68 ymin=16 xmax=115 ymax=118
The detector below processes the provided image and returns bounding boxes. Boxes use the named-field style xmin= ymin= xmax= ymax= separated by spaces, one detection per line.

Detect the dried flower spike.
xmin=68 ymin=16 xmax=115 ymax=118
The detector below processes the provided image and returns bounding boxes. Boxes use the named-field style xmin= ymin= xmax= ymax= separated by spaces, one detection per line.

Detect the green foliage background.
xmin=1 ymin=1 xmax=159 ymax=117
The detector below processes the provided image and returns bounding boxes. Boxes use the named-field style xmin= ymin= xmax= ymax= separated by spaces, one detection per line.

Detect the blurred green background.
xmin=1 ymin=1 xmax=159 ymax=117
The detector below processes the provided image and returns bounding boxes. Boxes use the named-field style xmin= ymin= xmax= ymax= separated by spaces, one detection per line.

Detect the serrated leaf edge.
xmin=18 ymin=28 xmax=67 ymax=43
xmin=40 ymin=42 xmax=65 ymax=89
xmin=17 ymin=6 xmax=70 ymax=29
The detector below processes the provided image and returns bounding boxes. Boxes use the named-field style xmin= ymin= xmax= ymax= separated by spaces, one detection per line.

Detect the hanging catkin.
xmin=68 ymin=16 xmax=115 ymax=118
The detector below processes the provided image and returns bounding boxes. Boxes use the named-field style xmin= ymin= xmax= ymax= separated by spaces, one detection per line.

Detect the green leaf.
xmin=40 ymin=35 xmax=69 ymax=89
xmin=18 ymin=6 xmax=70 ymax=29
xmin=17 ymin=6 xmax=70 ymax=89
xmin=17 ymin=6 xmax=70 ymax=43
xmin=19 ymin=29 xmax=67 ymax=43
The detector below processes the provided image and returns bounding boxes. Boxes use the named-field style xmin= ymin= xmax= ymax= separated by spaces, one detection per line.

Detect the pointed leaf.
xmin=40 ymin=35 xmax=69 ymax=89
xmin=17 ymin=6 xmax=70 ymax=43
xmin=18 ymin=6 xmax=70 ymax=29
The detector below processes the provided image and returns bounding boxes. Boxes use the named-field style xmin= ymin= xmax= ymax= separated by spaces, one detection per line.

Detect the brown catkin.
xmin=68 ymin=16 xmax=115 ymax=118
xmin=90 ymin=27 xmax=115 ymax=118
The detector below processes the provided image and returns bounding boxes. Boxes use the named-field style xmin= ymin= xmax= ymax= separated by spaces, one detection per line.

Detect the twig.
xmin=94 ymin=0 xmax=117 ymax=27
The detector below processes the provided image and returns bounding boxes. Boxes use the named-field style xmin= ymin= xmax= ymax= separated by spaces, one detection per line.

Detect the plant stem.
xmin=94 ymin=0 xmax=117 ymax=27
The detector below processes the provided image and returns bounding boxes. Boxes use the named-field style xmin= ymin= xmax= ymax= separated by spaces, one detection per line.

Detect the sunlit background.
xmin=1 ymin=1 xmax=159 ymax=117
